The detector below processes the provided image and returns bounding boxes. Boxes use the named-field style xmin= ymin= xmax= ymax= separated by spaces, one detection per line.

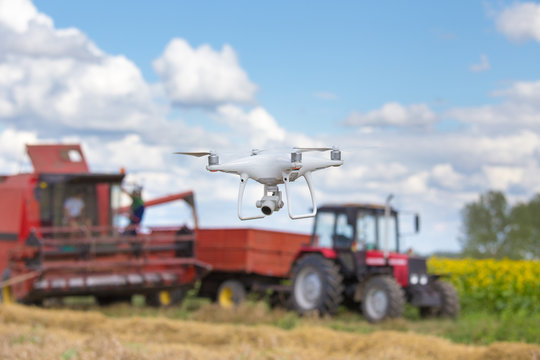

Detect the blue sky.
xmin=2 ymin=0 xmax=540 ymax=254
xmin=33 ymin=0 xmax=540 ymax=129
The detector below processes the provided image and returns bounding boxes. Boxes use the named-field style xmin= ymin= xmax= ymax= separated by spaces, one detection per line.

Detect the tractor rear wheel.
xmin=291 ymin=254 xmax=344 ymax=316
xmin=145 ymin=288 xmax=186 ymax=308
xmin=420 ymin=280 xmax=460 ymax=318
xmin=217 ymin=280 xmax=246 ymax=308
xmin=361 ymin=275 xmax=405 ymax=323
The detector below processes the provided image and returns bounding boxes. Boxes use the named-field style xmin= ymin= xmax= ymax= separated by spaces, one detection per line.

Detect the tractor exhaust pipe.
xmin=384 ymin=194 xmax=394 ymax=259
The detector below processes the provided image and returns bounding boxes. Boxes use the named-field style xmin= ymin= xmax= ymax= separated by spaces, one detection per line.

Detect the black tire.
xmin=420 ymin=280 xmax=460 ymax=318
xmin=145 ymin=288 xmax=186 ymax=308
xmin=291 ymin=254 xmax=344 ymax=316
xmin=217 ymin=280 xmax=246 ymax=308
xmin=361 ymin=275 xmax=405 ymax=323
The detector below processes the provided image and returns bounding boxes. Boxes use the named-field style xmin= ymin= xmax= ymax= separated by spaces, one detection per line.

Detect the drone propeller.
xmin=174 ymin=151 xmax=213 ymax=157
xmin=292 ymin=146 xmax=338 ymax=153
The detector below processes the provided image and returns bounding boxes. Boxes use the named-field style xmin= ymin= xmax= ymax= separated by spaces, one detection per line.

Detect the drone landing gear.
xmin=282 ymin=171 xmax=317 ymax=220
xmin=238 ymin=174 xmax=264 ymax=220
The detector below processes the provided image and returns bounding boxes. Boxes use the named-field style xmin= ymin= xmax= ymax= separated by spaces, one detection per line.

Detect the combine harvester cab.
xmin=0 ymin=144 xmax=210 ymax=306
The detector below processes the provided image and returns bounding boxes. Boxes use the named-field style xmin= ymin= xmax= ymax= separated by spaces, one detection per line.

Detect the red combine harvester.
xmin=0 ymin=144 xmax=210 ymax=306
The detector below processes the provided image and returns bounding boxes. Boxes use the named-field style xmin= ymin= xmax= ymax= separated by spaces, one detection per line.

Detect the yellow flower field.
xmin=428 ymin=258 xmax=540 ymax=313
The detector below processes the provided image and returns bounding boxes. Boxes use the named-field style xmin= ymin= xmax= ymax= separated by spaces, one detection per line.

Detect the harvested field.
xmin=0 ymin=304 xmax=538 ymax=360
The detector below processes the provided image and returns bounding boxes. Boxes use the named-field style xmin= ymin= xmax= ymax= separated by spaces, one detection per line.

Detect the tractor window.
xmin=377 ymin=214 xmax=398 ymax=253
xmin=335 ymin=213 xmax=353 ymax=248
xmin=313 ymin=212 xmax=335 ymax=248
xmin=356 ymin=213 xmax=377 ymax=250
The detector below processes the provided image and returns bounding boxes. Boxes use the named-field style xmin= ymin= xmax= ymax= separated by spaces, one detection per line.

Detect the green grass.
xmin=59 ymin=293 xmax=540 ymax=346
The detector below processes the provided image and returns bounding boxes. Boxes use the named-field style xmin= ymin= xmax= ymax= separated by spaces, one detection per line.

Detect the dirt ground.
xmin=0 ymin=304 xmax=538 ymax=360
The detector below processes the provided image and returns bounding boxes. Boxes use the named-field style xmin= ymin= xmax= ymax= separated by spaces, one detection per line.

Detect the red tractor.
xmin=289 ymin=199 xmax=460 ymax=322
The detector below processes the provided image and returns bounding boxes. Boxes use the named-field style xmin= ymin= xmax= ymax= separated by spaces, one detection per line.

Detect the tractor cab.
xmin=311 ymin=203 xmax=408 ymax=253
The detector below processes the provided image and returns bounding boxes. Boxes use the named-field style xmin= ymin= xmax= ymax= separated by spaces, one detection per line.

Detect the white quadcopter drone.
xmin=175 ymin=147 xmax=343 ymax=220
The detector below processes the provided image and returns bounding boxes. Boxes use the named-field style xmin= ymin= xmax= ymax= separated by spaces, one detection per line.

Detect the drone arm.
xmin=282 ymin=171 xmax=317 ymax=220
xmin=237 ymin=174 xmax=264 ymax=221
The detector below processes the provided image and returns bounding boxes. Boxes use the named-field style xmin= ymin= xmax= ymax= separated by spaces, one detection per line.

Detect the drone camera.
xmin=260 ymin=200 xmax=276 ymax=215
xmin=256 ymin=185 xmax=284 ymax=216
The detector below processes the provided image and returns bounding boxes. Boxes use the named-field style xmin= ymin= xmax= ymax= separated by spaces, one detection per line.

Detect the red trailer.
xmin=0 ymin=144 xmax=210 ymax=306
xmin=195 ymin=228 xmax=310 ymax=307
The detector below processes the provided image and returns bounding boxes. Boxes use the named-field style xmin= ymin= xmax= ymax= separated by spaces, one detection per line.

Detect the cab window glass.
xmin=313 ymin=212 xmax=335 ymax=248
xmin=356 ymin=213 xmax=377 ymax=250
xmin=376 ymin=215 xmax=398 ymax=252
xmin=335 ymin=213 xmax=353 ymax=248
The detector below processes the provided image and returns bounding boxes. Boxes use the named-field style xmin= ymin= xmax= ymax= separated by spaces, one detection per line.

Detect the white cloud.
xmin=345 ymin=102 xmax=436 ymax=128
xmin=493 ymin=80 xmax=540 ymax=101
xmin=0 ymin=127 xmax=38 ymax=172
xmin=430 ymin=163 xmax=465 ymax=190
xmin=496 ymin=2 xmax=540 ymax=43
xmin=470 ymin=54 xmax=490 ymax=72
xmin=215 ymin=104 xmax=287 ymax=148
xmin=0 ymin=0 xmax=52 ymax=33
xmin=482 ymin=165 xmax=524 ymax=190
xmin=0 ymin=0 xmax=160 ymax=134
xmin=153 ymin=39 xmax=258 ymax=107
xmin=448 ymin=80 xmax=540 ymax=132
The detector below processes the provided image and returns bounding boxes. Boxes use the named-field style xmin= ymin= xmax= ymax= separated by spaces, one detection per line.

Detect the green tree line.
xmin=460 ymin=190 xmax=540 ymax=260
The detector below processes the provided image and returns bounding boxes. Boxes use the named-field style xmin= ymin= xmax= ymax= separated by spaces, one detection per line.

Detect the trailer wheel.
xmin=361 ymin=275 xmax=405 ymax=323
xmin=419 ymin=280 xmax=460 ymax=318
xmin=145 ymin=288 xmax=186 ymax=308
xmin=217 ymin=280 xmax=246 ymax=308
xmin=291 ymin=254 xmax=344 ymax=316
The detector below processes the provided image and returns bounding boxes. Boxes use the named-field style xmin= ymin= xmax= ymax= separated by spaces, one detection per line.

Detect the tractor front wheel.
xmin=419 ymin=280 xmax=460 ymax=318
xmin=361 ymin=275 xmax=405 ymax=323
xmin=291 ymin=254 xmax=344 ymax=316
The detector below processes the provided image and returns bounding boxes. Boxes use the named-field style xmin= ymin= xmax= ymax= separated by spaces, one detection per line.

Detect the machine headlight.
xmin=410 ymin=274 xmax=419 ymax=285
xmin=419 ymin=274 xmax=428 ymax=285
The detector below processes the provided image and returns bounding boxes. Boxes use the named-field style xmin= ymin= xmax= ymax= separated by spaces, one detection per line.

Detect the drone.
xmin=175 ymin=147 xmax=343 ymax=220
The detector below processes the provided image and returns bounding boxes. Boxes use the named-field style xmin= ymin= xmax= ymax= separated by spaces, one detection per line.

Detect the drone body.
xmin=176 ymin=147 xmax=343 ymax=220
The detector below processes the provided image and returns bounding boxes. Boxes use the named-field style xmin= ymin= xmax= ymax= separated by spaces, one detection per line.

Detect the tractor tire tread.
xmin=362 ymin=275 xmax=405 ymax=322
xmin=291 ymin=254 xmax=344 ymax=316
xmin=435 ymin=280 xmax=460 ymax=317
